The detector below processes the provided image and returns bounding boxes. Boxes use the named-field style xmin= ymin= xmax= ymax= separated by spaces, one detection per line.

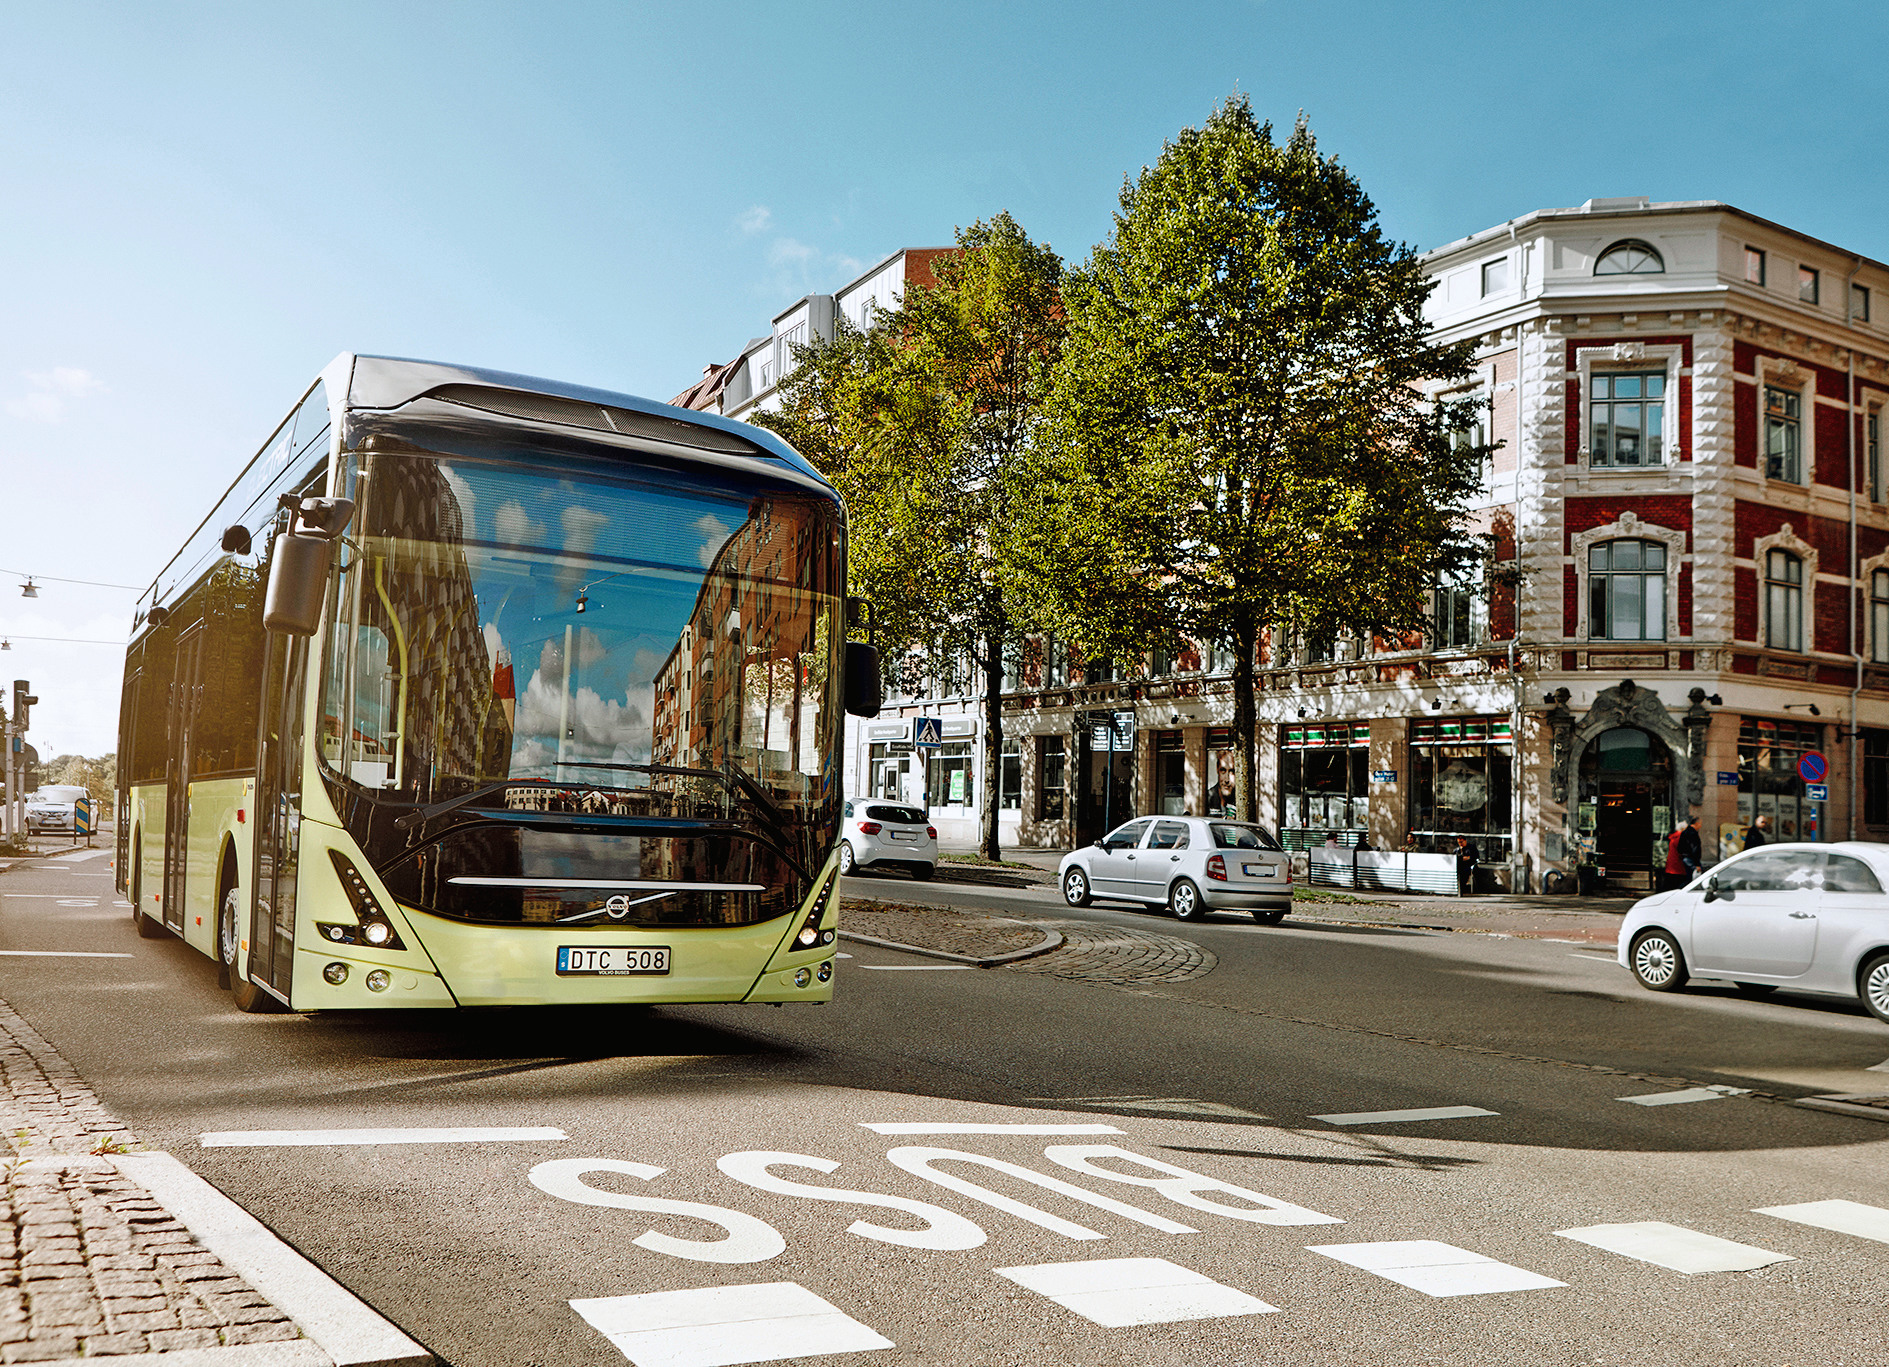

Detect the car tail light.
xmin=858 ymin=821 xmax=882 ymax=835
xmin=927 ymin=827 xmax=937 ymax=839
xmin=1205 ymin=854 xmax=1227 ymax=882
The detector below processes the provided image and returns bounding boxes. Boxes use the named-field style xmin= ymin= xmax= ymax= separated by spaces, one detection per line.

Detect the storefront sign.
xmin=1371 ymin=770 xmax=1396 ymax=783
xmin=1716 ymin=771 xmax=1739 ymax=785
xmin=1806 ymin=782 xmax=1829 ymax=801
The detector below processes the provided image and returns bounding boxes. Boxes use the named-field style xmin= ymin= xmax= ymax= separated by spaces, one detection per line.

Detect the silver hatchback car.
xmin=1059 ymin=816 xmax=1292 ymax=923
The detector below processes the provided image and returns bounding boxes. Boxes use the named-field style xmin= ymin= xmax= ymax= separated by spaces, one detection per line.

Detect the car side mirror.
xmin=1093 ymin=838 xmax=1107 ymax=850
xmin=1701 ymin=874 xmax=1721 ymax=903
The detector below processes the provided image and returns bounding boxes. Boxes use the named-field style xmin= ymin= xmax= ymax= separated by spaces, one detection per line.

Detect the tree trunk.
xmin=979 ymin=611 xmax=1006 ymax=861
xmin=1231 ymin=618 xmax=1259 ymax=824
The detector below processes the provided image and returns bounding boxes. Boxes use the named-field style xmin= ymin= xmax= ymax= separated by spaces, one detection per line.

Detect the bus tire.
xmin=220 ymin=882 xmax=279 ymax=1014
xmin=131 ymin=835 xmax=166 ymax=939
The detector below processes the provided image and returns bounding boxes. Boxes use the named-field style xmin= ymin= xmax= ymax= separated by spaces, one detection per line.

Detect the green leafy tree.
xmin=760 ymin=213 xmax=1065 ymax=858
xmin=1021 ymin=99 xmax=1490 ymax=823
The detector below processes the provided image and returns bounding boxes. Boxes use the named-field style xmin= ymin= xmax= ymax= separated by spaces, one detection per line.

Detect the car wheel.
xmin=1062 ymin=867 xmax=1091 ymax=907
xmin=1170 ymin=878 xmax=1204 ymax=922
xmin=1732 ymin=981 xmax=1779 ymax=998
xmin=1252 ymin=908 xmax=1286 ymax=926
xmin=1860 ymin=953 xmax=1889 ymax=1025
xmin=912 ymin=863 xmax=934 ymax=881
xmin=220 ymin=884 xmax=279 ymax=1014
xmin=838 ymin=842 xmax=857 ymax=876
xmin=1629 ymin=928 xmax=1688 ymax=992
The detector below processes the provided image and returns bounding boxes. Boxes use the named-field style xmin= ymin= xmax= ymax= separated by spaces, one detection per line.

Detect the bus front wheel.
xmin=220 ymin=885 xmax=279 ymax=1014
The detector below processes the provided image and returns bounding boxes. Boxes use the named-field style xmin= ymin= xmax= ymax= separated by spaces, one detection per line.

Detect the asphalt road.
xmin=4 ymin=852 xmax=1889 ymax=1366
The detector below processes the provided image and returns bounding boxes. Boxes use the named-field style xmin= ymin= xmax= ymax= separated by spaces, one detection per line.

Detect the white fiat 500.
xmin=839 ymin=800 xmax=938 ymax=879
xmin=1059 ymin=815 xmax=1292 ymax=923
xmin=1618 ymin=840 xmax=1889 ymax=1023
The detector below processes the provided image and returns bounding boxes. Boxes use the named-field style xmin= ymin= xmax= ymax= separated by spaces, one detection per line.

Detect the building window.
xmin=1872 ymin=412 xmax=1883 ymax=503
xmin=1765 ymin=549 xmax=1805 ymax=651
xmin=1588 ymin=540 xmax=1668 ymax=641
xmin=1154 ymin=730 xmax=1185 ymax=815
xmin=1745 ymin=247 xmax=1766 ymax=285
xmin=1866 ymin=729 xmax=1889 ymax=827
xmin=1481 ymin=257 xmax=1509 ymax=296
xmin=1433 ymin=575 xmax=1479 ymax=649
xmin=1280 ymin=723 xmax=1368 ymax=840
xmin=1873 ymin=571 xmax=1889 ymax=665
xmin=1409 ymin=717 xmax=1514 ymax=861
xmin=1595 ymin=240 xmax=1664 ymax=275
xmin=1304 ymin=634 xmax=1334 ymax=663
xmin=1854 ymin=283 xmax=1872 ymax=323
xmin=1764 ymin=386 xmax=1802 ymax=483
xmin=999 ymin=739 xmax=1022 ymax=810
xmin=1589 ymin=371 xmax=1665 ymax=467
xmin=1800 ymin=266 xmax=1820 ymax=305
xmin=927 ymin=741 xmax=973 ymax=810
xmin=1738 ymin=719 xmax=1824 ymax=842
xmin=1037 ymin=736 xmax=1065 ymax=820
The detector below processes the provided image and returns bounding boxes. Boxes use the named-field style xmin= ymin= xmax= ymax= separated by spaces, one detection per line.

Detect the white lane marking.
xmin=1569 ymin=952 xmax=1620 ymax=963
xmin=717 ymin=1152 xmax=987 ymax=1251
xmin=1617 ymin=1086 xmax=1751 ymax=1106
xmin=1867 ymin=1057 xmax=1889 ymax=1074
xmin=1307 ymin=1240 xmax=1566 ymax=1297
xmin=1311 ymin=1106 xmax=1498 ymax=1126
xmin=114 ymin=1152 xmax=430 ymax=1366
xmin=884 ymin=1146 xmax=1196 ymax=1240
xmin=860 ymin=1123 xmax=1123 ymax=1135
xmin=47 ymin=848 xmax=111 ymax=862
xmin=201 ymin=1126 xmax=567 ymax=1147
xmin=570 ymin=1281 xmax=892 ymax=1366
xmin=532 ymin=1160 xmax=784 ymax=1264
xmin=1756 ymin=1198 xmax=1889 ymax=1244
xmin=1554 ymin=1221 xmax=1793 ymax=1273
xmin=834 ymin=953 xmax=854 ymax=959
xmin=857 ymin=965 xmax=974 ymax=971
xmin=0 ymin=951 xmax=133 ymax=959
xmin=0 ymin=894 xmax=88 ymax=899
xmin=996 ymin=1257 xmax=1278 ymax=1327
xmin=1032 ymin=1095 xmax=1270 ymax=1120
xmin=1043 ymin=1145 xmax=1342 ymax=1226
xmin=55 ymin=899 xmax=98 ymax=906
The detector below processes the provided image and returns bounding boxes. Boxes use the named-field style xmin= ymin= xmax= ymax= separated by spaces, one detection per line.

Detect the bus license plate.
xmin=557 ymin=946 xmax=671 ymax=976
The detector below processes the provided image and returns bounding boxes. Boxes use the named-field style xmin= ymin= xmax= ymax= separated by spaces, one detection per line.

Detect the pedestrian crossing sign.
xmin=914 ymin=717 xmax=943 ymax=748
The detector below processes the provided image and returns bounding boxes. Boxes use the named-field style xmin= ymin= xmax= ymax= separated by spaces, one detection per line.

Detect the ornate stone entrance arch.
xmin=1546 ymin=680 xmax=1712 ymax=827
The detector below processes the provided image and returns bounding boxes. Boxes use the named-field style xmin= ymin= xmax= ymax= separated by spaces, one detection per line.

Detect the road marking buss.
xmin=117 ymin=354 xmax=879 ymax=1012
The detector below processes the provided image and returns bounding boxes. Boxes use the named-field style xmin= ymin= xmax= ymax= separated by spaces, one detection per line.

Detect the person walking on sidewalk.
xmin=1663 ymin=824 xmax=1686 ymax=891
xmin=1744 ymin=814 xmax=1771 ymax=850
xmin=1454 ymin=836 xmax=1479 ymax=896
xmin=1677 ymin=816 xmax=1703 ymax=883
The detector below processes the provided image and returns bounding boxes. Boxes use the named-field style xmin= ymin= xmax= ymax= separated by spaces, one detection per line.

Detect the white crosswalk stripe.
xmin=570 ymin=1282 xmax=892 ymax=1367
xmin=995 ymin=1257 xmax=1278 ymax=1326
xmin=1310 ymin=1106 xmax=1498 ymax=1126
xmin=1306 ymin=1240 xmax=1567 ymax=1297
xmin=1616 ymin=1086 xmax=1750 ymax=1106
xmin=1554 ymin=1221 xmax=1793 ymax=1273
xmin=1756 ymin=1199 xmax=1889 ymax=1245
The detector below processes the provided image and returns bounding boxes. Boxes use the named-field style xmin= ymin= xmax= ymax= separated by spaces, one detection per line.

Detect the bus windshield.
xmin=317 ymin=440 xmax=844 ymax=834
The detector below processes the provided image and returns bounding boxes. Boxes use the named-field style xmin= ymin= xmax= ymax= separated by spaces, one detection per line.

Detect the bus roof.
xmin=344 ymin=354 xmax=828 ymax=485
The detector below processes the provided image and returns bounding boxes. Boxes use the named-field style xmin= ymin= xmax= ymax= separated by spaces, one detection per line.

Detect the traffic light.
xmin=11 ymin=681 xmax=35 ymax=732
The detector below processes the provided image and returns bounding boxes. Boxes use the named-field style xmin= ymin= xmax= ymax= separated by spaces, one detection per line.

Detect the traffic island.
xmin=839 ymin=899 xmax=1061 ymax=966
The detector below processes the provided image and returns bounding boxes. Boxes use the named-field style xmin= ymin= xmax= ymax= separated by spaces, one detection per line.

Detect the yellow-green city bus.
xmin=116 ymin=354 xmax=879 ymax=1012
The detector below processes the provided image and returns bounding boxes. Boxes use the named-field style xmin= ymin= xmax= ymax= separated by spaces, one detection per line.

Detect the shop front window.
xmin=1865 ymin=729 xmax=1889 ymax=828
xmin=1409 ymin=717 xmax=1513 ymax=863
xmin=999 ymin=739 xmax=1022 ymax=810
xmin=1206 ymin=727 xmax=1238 ymax=819
xmin=928 ymin=740 xmax=974 ymax=811
xmin=1154 ymin=731 xmax=1186 ymax=815
xmin=867 ymin=741 xmax=918 ymax=807
xmin=1738 ymin=718 xmax=1823 ymax=843
xmin=1280 ymin=723 xmax=1368 ymax=843
xmin=1038 ymin=736 xmax=1066 ymax=820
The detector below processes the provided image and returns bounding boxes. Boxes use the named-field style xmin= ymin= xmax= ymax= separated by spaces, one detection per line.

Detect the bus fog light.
xmin=322 ymin=962 xmax=348 ymax=985
xmin=817 ymin=961 xmax=832 ymax=983
xmin=364 ymin=922 xmax=391 ymax=946
xmin=794 ymin=967 xmax=812 ymax=988
xmin=365 ymin=969 xmax=391 ymax=992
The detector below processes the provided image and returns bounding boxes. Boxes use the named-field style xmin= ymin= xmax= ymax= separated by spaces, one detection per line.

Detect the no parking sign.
xmin=1798 ymin=751 xmax=1827 ymax=784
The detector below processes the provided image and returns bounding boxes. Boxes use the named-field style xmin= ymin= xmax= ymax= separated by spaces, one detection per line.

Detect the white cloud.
xmin=493 ymin=499 xmax=546 ymax=547
xmin=512 ymin=667 xmax=647 ymax=771
xmin=5 ymin=368 xmax=103 ymax=423
xmin=562 ymin=505 xmax=608 ymax=556
xmin=767 ymin=237 xmax=816 ymax=269
xmin=738 ymin=205 xmax=772 ymax=235
xmin=692 ymin=512 xmax=734 ymax=568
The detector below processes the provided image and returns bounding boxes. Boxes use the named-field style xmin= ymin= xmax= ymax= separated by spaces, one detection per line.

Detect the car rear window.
xmin=1210 ymin=823 xmax=1281 ymax=851
xmin=866 ymin=805 xmax=927 ymax=825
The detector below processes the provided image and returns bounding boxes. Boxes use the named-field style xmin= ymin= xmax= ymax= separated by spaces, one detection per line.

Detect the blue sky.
xmin=5 ymin=0 xmax=1889 ymax=757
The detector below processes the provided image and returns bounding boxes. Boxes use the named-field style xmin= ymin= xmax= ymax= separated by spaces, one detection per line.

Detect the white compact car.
xmin=25 ymin=785 xmax=89 ymax=832
xmin=839 ymin=800 xmax=938 ymax=879
xmin=1618 ymin=840 xmax=1889 ymax=1023
xmin=1059 ymin=815 xmax=1292 ymax=923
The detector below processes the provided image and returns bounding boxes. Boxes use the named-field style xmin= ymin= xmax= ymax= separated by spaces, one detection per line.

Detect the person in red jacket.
xmin=1663 ymin=825 xmax=1686 ymax=891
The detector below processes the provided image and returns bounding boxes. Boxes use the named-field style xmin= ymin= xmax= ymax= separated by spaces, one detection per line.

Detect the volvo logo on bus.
xmin=605 ymin=894 xmax=632 ymax=920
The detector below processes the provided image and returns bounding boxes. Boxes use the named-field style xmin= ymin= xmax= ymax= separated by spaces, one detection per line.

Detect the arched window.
xmin=1872 ymin=570 xmax=1889 ymax=664
xmin=1766 ymin=550 xmax=1804 ymax=651
xmin=1588 ymin=540 xmax=1667 ymax=640
xmin=1595 ymin=240 xmax=1665 ymax=275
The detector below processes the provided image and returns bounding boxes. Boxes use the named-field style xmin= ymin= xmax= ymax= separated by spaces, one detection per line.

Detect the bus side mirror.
xmin=220 ymin=524 xmax=252 ymax=555
xmin=844 ymin=641 xmax=882 ymax=718
xmin=263 ymin=496 xmax=354 ymax=636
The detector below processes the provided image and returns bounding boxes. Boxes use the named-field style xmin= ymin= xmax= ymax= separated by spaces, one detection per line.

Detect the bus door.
xmin=161 ymin=627 xmax=205 ymax=934
xmin=248 ymin=632 xmax=308 ymax=1002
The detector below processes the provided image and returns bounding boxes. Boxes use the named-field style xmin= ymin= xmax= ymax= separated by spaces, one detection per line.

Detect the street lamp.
xmin=18 ymin=580 xmax=36 ymax=599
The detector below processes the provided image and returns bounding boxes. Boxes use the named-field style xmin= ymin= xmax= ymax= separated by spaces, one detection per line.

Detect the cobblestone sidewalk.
xmin=0 ymin=1002 xmax=300 ymax=1361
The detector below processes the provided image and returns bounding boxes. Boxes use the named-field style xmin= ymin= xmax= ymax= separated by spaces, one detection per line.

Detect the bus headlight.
xmin=323 ymin=962 xmax=348 ymax=985
xmin=792 ymin=870 xmax=839 ymax=950
xmin=325 ymin=850 xmax=406 ymax=950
